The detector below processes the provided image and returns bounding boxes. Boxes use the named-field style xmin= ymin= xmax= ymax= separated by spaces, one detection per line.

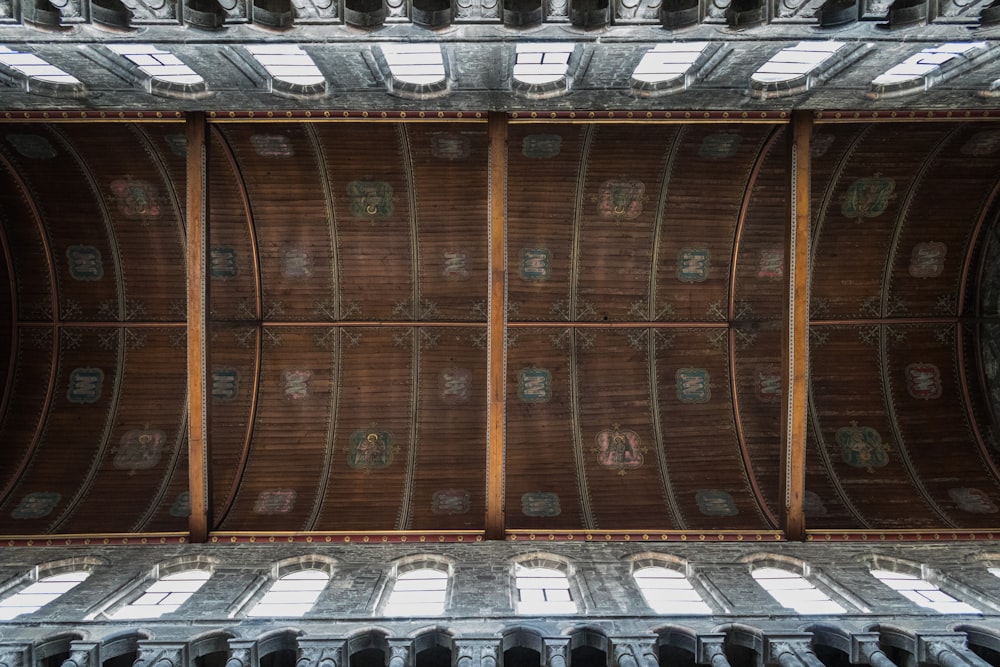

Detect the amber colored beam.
xmin=782 ymin=111 xmax=811 ymax=541
xmin=186 ymin=112 xmax=210 ymax=543
xmin=486 ymin=111 xmax=506 ymax=541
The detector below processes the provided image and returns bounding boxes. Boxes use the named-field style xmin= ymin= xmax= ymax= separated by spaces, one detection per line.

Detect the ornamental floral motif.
xmin=521 ymin=492 xmax=560 ymax=517
xmin=841 ymin=175 xmax=895 ymax=222
xmin=835 ymin=422 xmax=889 ymax=471
xmin=595 ymin=178 xmax=645 ymax=221
xmin=908 ymin=242 xmax=946 ymax=278
xmin=114 ymin=429 xmax=166 ymax=470
xmin=593 ymin=424 xmax=646 ymax=474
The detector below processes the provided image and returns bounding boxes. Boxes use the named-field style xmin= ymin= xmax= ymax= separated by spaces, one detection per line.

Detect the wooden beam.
xmin=486 ymin=111 xmax=506 ymax=541
xmin=186 ymin=111 xmax=210 ymax=543
xmin=782 ymin=111 xmax=811 ymax=541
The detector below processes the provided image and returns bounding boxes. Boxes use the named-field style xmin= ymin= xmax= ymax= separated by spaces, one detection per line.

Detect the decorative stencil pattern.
xmin=835 ymin=422 xmax=889 ymax=471
xmin=67 ymin=368 xmax=103 ymax=404
xmin=841 ymin=175 xmax=895 ymax=222
xmin=676 ymin=368 xmax=710 ymax=403
xmin=595 ymin=178 xmax=645 ymax=221
xmin=251 ymin=134 xmax=294 ymax=158
xmin=677 ymin=248 xmax=710 ymax=283
xmin=699 ymin=132 xmax=742 ymax=159
xmin=431 ymin=133 xmax=471 ymax=160
xmin=282 ymin=247 xmax=313 ymax=279
xmin=522 ymin=134 xmax=562 ymax=159
xmin=210 ymin=247 xmax=238 ymax=279
xmin=253 ymin=489 xmax=297 ymax=514
xmin=757 ymin=248 xmax=783 ymax=280
xmin=67 ymin=245 xmax=103 ymax=281
xmin=905 ymin=363 xmax=942 ymax=400
xmin=348 ymin=181 xmax=394 ymax=219
xmin=6 ymin=133 xmax=56 ymax=159
xmin=432 ymin=489 xmax=470 ymax=515
xmin=949 ymin=487 xmax=998 ymax=513
xmin=439 ymin=368 xmax=471 ymax=403
xmin=520 ymin=248 xmax=551 ymax=281
xmin=212 ymin=367 xmax=239 ymax=401
xmin=518 ymin=368 xmax=552 ymax=403
xmin=960 ymin=130 xmax=1000 ymax=156
xmin=114 ymin=429 xmax=166 ymax=470
xmin=110 ymin=178 xmax=161 ymax=218
xmin=521 ymin=492 xmax=560 ymax=517
xmin=442 ymin=250 xmax=469 ymax=280
xmin=283 ymin=370 xmax=312 ymax=400
xmin=755 ymin=364 xmax=781 ymax=402
xmin=594 ymin=425 xmax=645 ymax=474
xmin=169 ymin=491 xmax=191 ymax=517
xmin=908 ymin=242 xmax=946 ymax=278
xmin=11 ymin=492 xmax=61 ymax=519
xmin=348 ymin=430 xmax=394 ymax=469
xmin=696 ymin=490 xmax=737 ymax=516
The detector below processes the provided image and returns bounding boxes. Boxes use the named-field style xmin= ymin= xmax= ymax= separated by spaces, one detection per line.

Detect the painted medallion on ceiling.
xmin=757 ymin=248 xmax=783 ymax=280
xmin=212 ymin=367 xmax=239 ymax=401
xmin=111 ymin=178 xmax=161 ymax=219
xmin=67 ymin=367 xmax=103 ymax=404
xmin=348 ymin=430 xmax=394 ymax=469
xmin=348 ymin=181 xmax=394 ymax=219
xmin=522 ymin=134 xmax=562 ymax=159
xmin=677 ymin=248 xmax=710 ymax=283
xmin=11 ymin=492 xmax=61 ymax=519
xmin=676 ymin=368 xmax=710 ymax=403
xmin=432 ymin=489 xmax=470 ymax=515
xmin=518 ymin=367 xmax=552 ymax=403
xmin=696 ymin=490 xmax=737 ymax=516
xmin=595 ymin=178 xmax=645 ymax=222
xmin=905 ymin=363 xmax=942 ymax=400
xmin=443 ymin=250 xmax=469 ymax=280
xmin=282 ymin=247 xmax=313 ymax=279
xmin=841 ymin=175 xmax=895 ymax=222
xmin=6 ymin=133 xmax=57 ymax=159
xmin=521 ymin=492 xmax=560 ymax=517
xmin=210 ymin=247 xmax=238 ymax=279
xmin=835 ymin=423 xmax=889 ymax=471
xmin=755 ymin=365 xmax=781 ymax=402
xmin=908 ymin=242 xmax=946 ymax=278
xmin=170 ymin=491 xmax=191 ymax=517
xmin=114 ymin=429 xmax=166 ymax=471
xmin=520 ymin=248 xmax=551 ymax=281
xmin=283 ymin=370 xmax=312 ymax=400
xmin=254 ymin=489 xmax=297 ymax=514
xmin=699 ymin=133 xmax=742 ymax=160
xmin=948 ymin=487 xmax=998 ymax=513
xmin=594 ymin=425 xmax=645 ymax=474
xmin=250 ymin=134 xmax=294 ymax=158
xmin=67 ymin=245 xmax=103 ymax=281
xmin=960 ymin=130 xmax=1000 ymax=156
xmin=431 ymin=133 xmax=471 ymax=160
xmin=439 ymin=368 xmax=471 ymax=404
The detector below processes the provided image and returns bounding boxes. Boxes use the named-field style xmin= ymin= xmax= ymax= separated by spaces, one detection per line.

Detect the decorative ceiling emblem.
xmin=164 ymin=133 xmax=186 ymax=157
xmin=348 ymin=430 xmax=395 ymax=469
xmin=210 ymin=246 xmax=238 ymax=279
xmin=67 ymin=367 xmax=103 ymax=404
xmin=443 ymin=250 xmax=469 ymax=280
xmin=211 ymin=367 xmax=239 ymax=401
xmin=960 ymin=130 xmax=1000 ymax=157
xmin=698 ymin=132 xmax=742 ymax=159
xmin=908 ymin=241 xmax=946 ymax=278
xmin=518 ymin=367 xmax=552 ymax=403
xmin=520 ymin=248 xmax=551 ymax=281
xmin=948 ymin=487 xmax=998 ymax=514
xmin=111 ymin=178 xmax=161 ymax=218
xmin=6 ymin=133 xmax=57 ymax=159
xmin=521 ymin=492 xmax=560 ymax=517
xmin=594 ymin=424 xmax=646 ymax=475
xmin=432 ymin=489 xmax=471 ymax=515
xmin=114 ymin=429 xmax=166 ymax=471
xmin=522 ymin=134 xmax=562 ymax=159
xmin=440 ymin=367 xmax=471 ymax=404
xmin=677 ymin=247 xmax=710 ymax=283
xmin=905 ymin=363 xmax=942 ymax=400
xmin=804 ymin=491 xmax=827 ymax=517
xmin=696 ymin=489 xmax=737 ymax=516
xmin=253 ymin=489 xmax=297 ymax=514
xmin=810 ymin=133 xmax=835 ymax=158
xmin=250 ymin=134 xmax=294 ymax=158
xmin=835 ymin=422 xmax=889 ymax=471
xmin=283 ymin=370 xmax=313 ymax=400
xmin=282 ymin=246 xmax=313 ymax=279
xmin=676 ymin=368 xmax=710 ymax=403
xmin=67 ymin=245 xmax=103 ymax=281
xmin=757 ymin=248 xmax=783 ymax=280
xmin=755 ymin=364 xmax=781 ymax=402
xmin=347 ymin=181 xmax=394 ymax=219
xmin=595 ymin=178 xmax=645 ymax=221
xmin=431 ymin=133 xmax=471 ymax=160
xmin=841 ymin=175 xmax=895 ymax=222
xmin=169 ymin=491 xmax=191 ymax=518
xmin=11 ymin=492 xmax=61 ymax=520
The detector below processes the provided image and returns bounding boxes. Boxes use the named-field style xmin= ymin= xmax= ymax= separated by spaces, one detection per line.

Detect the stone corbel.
xmin=919 ymin=635 xmax=991 ymax=667
xmin=853 ymin=633 xmax=898 ymax=667
xmin=0 ymin=643 xmax=32 ymax=667
xmin=698 ymin=634 xmax=731 ymax=667
xmin=296 ymin=639 xmax=343 ymax=667
xmin=480 ymin=642 xmax=498 ymax=667
xmin=62 ymin=642 xmax=101 ymax=667
xmin=544 ymin=639 xmax=570 ymax=667
xmin=226 ymin=640 xmax=259 ymax=667
xmin=454 ymin=640 xmax=499 ymax=667
xmin=764 ymin=635 xmax=821 ymax=667
xmin=630 ymin=639 xmax=659 ymax=667
xmin=386 ymin=640 xmax=410 ymax=667
xmin=135 ymin=643 xmax=188 ymax=667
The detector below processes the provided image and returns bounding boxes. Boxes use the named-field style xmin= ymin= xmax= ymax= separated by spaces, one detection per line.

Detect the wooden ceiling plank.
xmin=782 ymin=111 xmax=811 ymax=541
xmin=187 ymin=111 xmax=210 ymax=543
xmin=487 ymin=111 xmax=505 ymax=541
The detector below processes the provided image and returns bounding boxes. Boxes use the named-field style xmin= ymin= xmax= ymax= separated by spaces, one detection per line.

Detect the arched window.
xmin=246 ymin=568 xmax=329 ymax=617
xmin=0 ymin=570 xmax=90 ymax=620
xmin=382 ymin=567 xmax=449 ymax=616
xmin=110 ymin=569 xmax=211 ymax=619
xmin=633 ymin=566 xmax=711 ymax=614
xmin=514 ymin=564 xmax=575 ymax=614
xmin=870 ymin=568 xmax=979 ymax=614
xmin=752 ymin=567 xmax=845 ymax=614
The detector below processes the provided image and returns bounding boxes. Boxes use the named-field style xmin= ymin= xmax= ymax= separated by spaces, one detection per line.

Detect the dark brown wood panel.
xmin=0 ymin=147 xmax=52 ymax=320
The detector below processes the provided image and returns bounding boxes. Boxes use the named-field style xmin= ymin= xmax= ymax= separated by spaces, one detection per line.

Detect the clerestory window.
xmin=0 ymin=570 xmax=90 ymax=620
xmin=752 ymin=567 xmax=845 ymax=614
xmin=514 ymin=564 xmax=576 ymax=615
xmin=110 ymin=568 xmax=211 ymax=619
xmin=0 ymin=46 xmax=83 ymax=96
xmin=633 ymin=566 xmax=711 ymax=614
xmin=245 ymin=568 xmax=329 ymax=617
xmin=382 ymin=567 xmax=449 ymax=616
xmin=870 ymin=569 xmax=979 ymax=614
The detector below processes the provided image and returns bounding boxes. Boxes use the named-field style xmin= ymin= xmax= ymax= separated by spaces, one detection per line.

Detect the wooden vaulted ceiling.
xmin=1 ymin=114 xmax=1000 ymax=543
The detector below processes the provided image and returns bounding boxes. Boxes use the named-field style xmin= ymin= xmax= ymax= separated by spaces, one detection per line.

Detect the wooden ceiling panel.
xmin=804 ymin=426 xmax=871 ymax=530
xmin=653 ymin=328 xmax=772 ymax=530
xmin=0 ymin=146 xmax=52 ymax=320
xmin=63 ymin=125 xmax=186 ymax=322
xmin=57 ymin=329 xmax=188 ymax=533
xmin=0 ymin=328 xmax=121 ymax=534
xmin=406 ymin=327 xmax=486 ymax=531
xmin=506 ymin=328 xmax=585 ymax=530
xmin=507 ymin=124 xmax=585 ymax=322
xmin=809 ymin=325 xmax=954 ymax=528
xmin=407 ymin=125 xmax=489 ymax=321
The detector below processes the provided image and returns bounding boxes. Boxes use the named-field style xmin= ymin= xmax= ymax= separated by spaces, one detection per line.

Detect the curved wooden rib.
xmin=728 ymin=126 xmax=783 ymax=529
xmin=0 ymin=214 xmax=15 ymax=424
xmin=47 ymin=126 xmax=127 ymax=533
xmin=0 ymin=148 xmax=59 ymax=509
xmin=876 ymin=127 xmax=961 ymax=528
xmin=647 ymin=126 xmax=685 ymax=529
xmin=211 ymin=126 xmax=264 ymax=529
xmin=398 ymin=124 xmax=419 ymax=530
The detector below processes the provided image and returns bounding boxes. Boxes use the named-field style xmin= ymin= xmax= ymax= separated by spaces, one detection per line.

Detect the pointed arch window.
xmin=245 ymin=568 xmax=329 ymax=618
xmin=515 ymin=564 xmax=576 ymax=614
xmin=110 ymin=568 xmax=211 ymax=619
xmin=633 ymin=566 xmax=711 ymax=614
xmin=382 ymin=567 xmax=449 ymax=616
xmin=752 ymin=567 xmax=845 ymax=614
xmin=870 ymin=569 xmax=979 ymax=614
xmin=0 ymin=570 xmax=90 ymax=620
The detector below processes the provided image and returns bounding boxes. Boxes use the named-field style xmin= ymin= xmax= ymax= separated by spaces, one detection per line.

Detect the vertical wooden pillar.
xmin=782 ymin=111 xmax=811 ymax=541
xmin=486 ymin=111 xmax=507 ymax=541
xmin=186 ymin=112 xmax=210 ymax=543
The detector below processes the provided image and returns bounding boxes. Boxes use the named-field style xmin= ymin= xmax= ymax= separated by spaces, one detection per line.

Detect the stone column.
xmin=61 ymin=643 xmax=100 ymax=667
xmin=0 ymin=645 xmax=31 ymax=667
xmin=387 ymin=641 xmax=410 ymax=667
xmin=614 ymin=645 xmax=640 ymax=667
xmin=857 ymin=640 xmax=899 ymax=667
xmin=700 ymin=638 xmax=731 ymax=667
xmin=768 ymin=639 xmax=824 ymax=667
xmin=454 ymin=640 xmax=499 ymax=667
xmin=545 ymin=639 xmax=570 ymax=667
xmin=226 ymin=640 xmax=258 ymax=667
xmin=926 ymin=643 xmax=990 ymax=667
xmin=296 ymin=641 xmax=342 ymax=667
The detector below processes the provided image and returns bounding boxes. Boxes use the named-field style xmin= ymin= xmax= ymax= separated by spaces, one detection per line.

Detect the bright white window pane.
xmin=0 ymin=47 xmax=80 ymax=85
xmin=751 ymin=42 xmax=844 ymax=85
xmin=245 ymin=45 xmax=324 ymax=87
xmin=870 ymin=569 xmax=978 ymax=613
xmin=0 ymin=570 xmax=90 ymax=619
xmin=107 ymin=45 xmax=204 ymax=86
xmin=246 ymin=569 xmax=328 ymax=618
xmin=752 ymin=568 xmax=845 ymax=614
xmin=633 ymin=567 xmax=711 ymax=614
xmin=515 ymin=566 xmax=575 ymax=614
xmin=632 ymin=43 xmax=708 ymax=85
xmin=514 ymin=44 xmax=574 ymax=86
xmin=871 ymin=42 xmax=985 ymax=86
xmin=381 ymin=44 xmax=445 ymax=87
xmin=110 ymin=569 xmax=210 ymax=619
xmin=383 ymin=568 xmax=448 ymax=616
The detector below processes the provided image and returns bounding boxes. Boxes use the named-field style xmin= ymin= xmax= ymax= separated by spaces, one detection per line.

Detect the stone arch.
xmin=34 ymin=632 xmax=85 ymax=667
xmin=189 ymin=630 xmax=236 ymax=667
xmin=652 ymin=624 xmax=700 ymax=667
xmin=500 ymin=625 xmax=545 ymax=667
